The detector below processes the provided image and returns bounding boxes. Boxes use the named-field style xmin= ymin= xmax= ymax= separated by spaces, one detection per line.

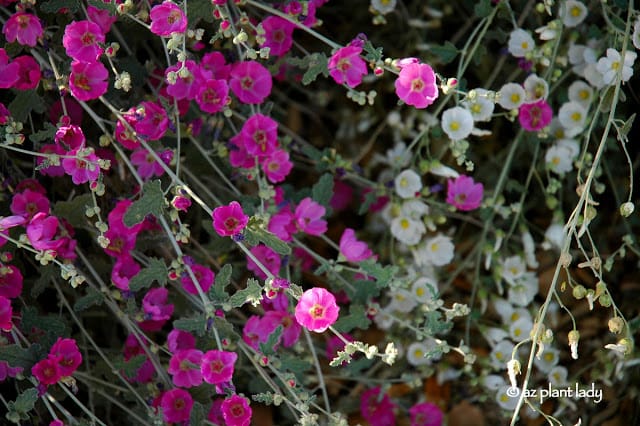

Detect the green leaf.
xmin=13 ymin=388 xmax=38 ymax=414
xmin=430 ymin=41 xmax=459 ymax=64
xmin=359 ymin=259 xmax=397 ymax=286
xmin=279 ymin=355 xmax=312 ymax=378
xmin=187 ymin=0 xmax=214 ymax=26
xmin=209 ymin=263 xmax=231 ymax=302
xmin=40 ymin=0 xmax=81 ymax=13
xmin=363 ymin=40 xmax=383 ymax=62
xmin=312 ymin=173 xmax=334 ymax=208
xmin=618 ymin=113 xmax=636 ymax=143
xmin=229 ymin=278 xmax=263 ymax=308
xmin=74 ymin=287 xmax=104 ymax=312
xmin=302 ymin=52 xmax=329 ymax=85
xmin=29 ymin=123 xmax=57 ymax=143
xmin=8 ymin=90 xmax=46 ymax=122
xmin=333 ymin=304 xmax=370 ymax=333
xmin=0 ymin=344 xmax=43 ymax=371
xmin=21 ymin=306 xmax=68 ymax=337
xmin=210 ymin=316 xmax=240 ymax=342
xmin=474 ymin=0 xmax=492 ymax=18
xmin=244 ymin=220 xmax=291 ymax=255
xmin=358 ymin=190 xmax=378 ymax=215
xmin=259 ymin=325 xmax=283 ymax=355
xmin=174 ymin=315 xmax=208 ymax=337
xmin=86 ymin=0 xmax=117 ymax=13
xmin=346 ymin=278 xmax=384 ymax=304
xmin=114 ymin=354 xmax=147 ymax=379
xmin=190 ymin=402 xmax=206 ymax=425
xmin=53 ymin=194 xmax=93 ymax=229
xmin=128 ymin=258 xmax=167 ymax=292
xmin=31 ymin=264 xmax=56 ymax=298
xmin=123 ymin=180 xmax=165 ymax=228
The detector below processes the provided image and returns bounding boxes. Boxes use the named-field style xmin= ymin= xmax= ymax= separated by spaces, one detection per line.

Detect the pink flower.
xmin=0 ymin=264 xmax=22 ymax=299
xmin=229 ymin=61 xmax=273 ymax=104
xmin=142 ymin=287 xmax=174 ymax=322
xmin=69 ymin=60 xmax=109 ymax=101
xmin=196 ymin=79 xmax=229 ymax=113
xmin=150 ymin=1 xmax=187 ymax=36
xmin=32 ymin=358 xmax=61 ymax=386
xmin=446 ymin=175 xmax=483 ymax=211
xmin=160 ymin=388 xmax=193 ymax=424
xmin=63 ymin=20 xmax=105 ymax=63
xmin=0 ymin=102 xmax=10 ymax=124
xmin=114 ymin=113 xmax=140 ymax=150
xmin=267 ymin=208 xmax=296 ymax=242
xmin=409 ymin=402 xmax=443 ymax=426
xmin=262 ymin=149 xmax=293 ymax=183
xmin=171 ymin=195 xmax=191 ymax=212
xmin=165 ymin=60 xmax=207 ymax=100
xmin=261 ymin=16 xmax=295 ymax=57
xmin=328 ymin=45 xmax=367 ymax=88
xmin=49 ymin=338 xmax=82 ymax=377
xmin=0 ymin=361 xmax=22 ymax=382
xmin=87 ymin=6 xmax=117 ymax=34
xmin=168 ymin=348 xmax=203 ymax=388
xmin=167 ymin=329 xmax=196 ymax=352
xmin=10 ymin=189 xmax=50 ymax=219
xmin=294 ymin=287 xmax=339 ymax=333
xmin=13 ymin=55 xmax=41 ymax=90
xmin=242 ymin=315 xmax=279 ymax=351
xmin=3 ymin=12 xmax=43 ymax=47
xmin=330 ymin=179 xmax=353 ymax=211
xmin=62 ymin=147 xmax=101 ymax=184
xmin=0 ymin=48 xmax=19 ymax=89
xmin=360 ymin=387 xmax=396 ymax=426
xmin=134 ymin=101 xmax=169 ymax=141
xmin=212 ymin=201 xmax=249 ymax=237
xmin=111 ymin=255 xmax=141 ymax=290
xmin=37 ymin=145 xmax=66 ymax=177
xmin=395 ymin=62 xmax=439 ymax=109
xmin=221 ymin=394 xmax=252 ymax=426
xmin=55 ymin=124 xmax=85 ymax=150
xmin=326 ymin=333 xmax=353 ymax=362
xmin=518 ymin=99 xmax=553 ymax=131
xmin=246 ymin=245 xmax=281 ymax=280
xmin=339 ymin=228 xmax=373 ymax=262
xmin=26 ymin=213 xmax=63 ymax=252
xmin=241 ymin=113 xmax=279 ymax=156
xmin=130 ymin=148 xmax=172 ymax=180
xmin=50 ymin=421 xmax=64 ymax=426
xmin=201 ymin=350 xmax=237 ymax=384
xmin=228 ymin=135 xmax=256 ymax=169
xmin=264 ymin=310 xmax=301 ymax=347
xmin=180 ymin=263 xmax=215 ymax=295
xmin=201 ymin=51 xmax=231 ymax=80
xmin=0 ymin=296 xmax=12 ymax=331
xmin=103 ymin=227 xmax=137 ymax=258
xmin=294 ymin=197 xmax=327 ymax=236
xmin=208 ymin=399 xmax=225 ymax=425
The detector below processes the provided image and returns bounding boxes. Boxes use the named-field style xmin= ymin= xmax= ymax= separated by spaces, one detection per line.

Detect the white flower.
xmin=558 ymin=101 xmax=587 ymax=137
xmin=388 ymin=288 xmax=417 ymax=312
xmin=497 ymin=82 xmax=526 ymax=110
xmin=535 ymin=21 xmax=559 ymax=41
xmin=496 ymin=386 xmax=519 ymax=410
xmin=548 ymin=366 xmax=568 ymax=387
xmin=523 ymin=74 xmax=549 ymax=102
xmin=485 ymin=327 xmax=510 ymax=346
xmin=386 ymin=142 xmax=411 ymax=167
xmin=508 ymin=272 xmax=538 ymax=306
xmin=401 ymin=199 xmax=429 ymax=220
xmin=508 ymin=28 xmax=535 ymax=58
xmin=462 ymin=88 xmax=495 ymax=122
xmin=548 ymin=118 xmax=567 ymax=139
xmin=634 ymin=18 xmax=640 ymax=50
xmin=545 ymin=144 xmax=574 ymax=175
xmin=561 ymin=0 xmax=588 ymax=27
xmin=371 ymin=0 xmax=397 ymax=15
xmin=584 ymin=62 xmax=606 ymax=89
xmin=395 ymin=169 xmax=422 ymax=199
xmin=406 ymin=341 xmax=430 ymax=366
xmin=567 ymin=80 xmax=593 ymax=107
xmin=411 ymin=276 xmax=437 ymax=302
xmin=428 ymin=162 xmax=459 ymax=178
xmin=521 ymin=230 xmax=539 ymax=269
xmin=543 ymin=223 xmax=564 ymax=250
xmin=491 ymin=340 xmax=515 ymax=368
xmin=373 ymin=307 xmax=395 ymax=330
xmin=557 ymin=138 xmax=580 ymax=158
xmin=441 ymin=106 xmax=474 ymax=141
xmin=501 ymin=256 xmax=526 ymax=285
xmin=596 ymin=48 xmax=637 ymax=85
xmin=534 ymin=347 xmax=560 ymax=373
xmin=493 ymin=298 xmax=514 ymax=323
xmin=414 ymin=234 xmax=455 ymax=266
xmin=391 ymin=215 xmax=425 ymax=245
xmin=568 ymin=43 xmax=597 ymax=76
xmin=509 ymin=316 xmax=533 ymax=342
xmin=483 ymin=374 xmax=506 ymax=391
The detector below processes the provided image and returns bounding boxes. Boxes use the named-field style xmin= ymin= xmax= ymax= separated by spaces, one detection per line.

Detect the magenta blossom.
xmin=237 ymin=113 xmax=279 ymax=157
xmin=3 ymin=12 xmax=43 ymax=47
xmin=69 ymin=60 xmax=109 ymax=101
xmin=262 ymin=149 xmax=293 ymax=183
xmin=246 ymin=244 xmax=281 ymax=280
xmin=63 ymin=20 xmax=105 ymax=63
xmin=160 ymin=388 xmax=193 ymax=424
xmin=168 ymin=348 xmax=203 ymax=388
xmin=409 ymin=402 xmax=444 ymax=426
xmin=130 ymin=148 xmax=172 ymax=180
xmin=167 ymin=329 xmax=196 ymax=352
xmin=13 ymin=55 xmax=41 ymax=90
xmin=0 ymin=296 xmax=12 ymax=331
xmin=339 ymin=228 xmax=373 ymax=262
xmin=229 ymin=61 xmax=273 ymax=104
xmin=111 ymin=255 xmax=140 ymax=290
xmin=328 ymin=45 xmax=367 ymax=88
xmin=294 ymin=197 xmax=327 ymax=236
xmin=62 ymin=147 xmax=101 ymax=184
xmin=294 ymin=287 xmax=339 ymax=333
xmin=180 ymin=263 xmax=215 ymax=295
xmin=0 ymin=264 xmax=23 ymax=299
xmin=26 ymin=213 xmax=63 ymax=252
xmin=518 ymin=99 xmax=552 ymax=131
xmin=10 ymin=189 xmax=50 ymax=219
xmin=360 ymin=387 xmax=396 ymax=426
xmin=87 ymin=5 xmax=117 ymax=34
xmin=150 ymin=1 xmax=187 ymax=36
xmin=49 ymin=338 xmax=82 ymax=377
xmin=196 ymin=79 xmax=229 ymax=113
xmin=201 ymin=349 xmax=237 ymax=385
xmin=260 ymin=16 xmax=296 ymax=57
xmin=55 ymin=124 xmax=86 ymax=150
xmin=446 ymin=175 xmax=483 ymax=211
xmin=212 ymin=201 xmax=249 ymax=237
xmin=38 ymin=145 xmax=66 ymax=177
xmin=395 ymin=62 xmax=439 ymax=109
xmin=221 ymin=394 xmax=252 ymax=426
xmin=165 ymin=60 xmax=209 ymax=100
xmin=134 ymin=101 xmax=169 ymax=141
xmin=268 ymin=208 xmax=296 ymax=242
xmin=0 ymin=48 xmax=20 ymax=89
xmin=32 ymin=357 xmax=61 ymax=386
xmin=142 ymin=287 xmax=174 ymax=322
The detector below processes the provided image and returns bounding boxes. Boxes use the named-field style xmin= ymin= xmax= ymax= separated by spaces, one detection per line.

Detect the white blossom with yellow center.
xmin=441 ymin=106 xmax=473 ymax=141
xmin=394 ymin=169 xmax=422 ymax=199
xmin=561 ymin=0 xmax=588 ymax=28
xmin=497 ymin=82 xmax=526 ymax=110
xmin=507 ymin=28 xmax=535 ymax=58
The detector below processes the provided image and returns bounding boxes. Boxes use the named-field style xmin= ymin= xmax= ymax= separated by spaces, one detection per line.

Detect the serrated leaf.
xmin=190 ymin=402 xmax=206 ymax=424
xmin=474 ymin=0 xmax=492 ymax=18
xmin=40 ymin=0 xmax=80 ymax=13
xmin=618 ymin=113 xmax=636 ymax=142
xmin=114 ymin=354 xmax=147 ymax=379
xmin=302 ymin=53 xmax=329 ymax=85
xmin=128 ymin=257 xmax=167 ymax=291
xmin=187 ymin=0 xmax=214 ymax=26
xmin=210 ymin=316 xmax=239 ymax=342
xmin=74 ymin=287 xmax=103 ymax=311
xmin=29 ymin=123 xmax=57 ymax=143
xmin=174 ymin=315 xmax=208 ymax=337
xmin=359 ymin=259 xmax=397 ymax=286
xmin=301 ymin=144 xmax=323 ymax=162
xmin=358 ymin=190 xmax=378 ymax=215
xmin=333 ymin=304 xmax=370 ymax=333
xmin=287 ymin=56 xmax=311 ymax=68
xmin=21 ymin=306 xmax=68 ymax=337
xmin=123 ymin=180 xmax=165 ymax=228
xmin=279 ymin=355 xmax=311 ymax=377
xmin=346 ymin=278 xmax=384 ymax=303
xmin=31 ymin=264 xmax=56 ymax=297
xmin=209 ymin=263 xmax=231 ymax=302
xmin=8 ymin=90 xmax=46 ymax=122
xmin=363 ymin=40 xmax=383 ymax=62
xmin=311 ymin=173 xmax=334 ymax=209
xmin=86 ymin=0 xmax=117 ymax=13
xmin=13 ymin=388 xmax=38 ymax=414
xmin=259 ymin=325 xmax=283 ymax=355
xmin=256 ymin=229 xmax=291 ymax=255
xmin=53 ymin=194 xmax=93 ymax=229
xmin=229 ymin=278 xmax=263 ymax=308
xmin=431 ymin=41 xmax=458 ymax=64
xmin=0 ymin=344 xmax=43 ymax=370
